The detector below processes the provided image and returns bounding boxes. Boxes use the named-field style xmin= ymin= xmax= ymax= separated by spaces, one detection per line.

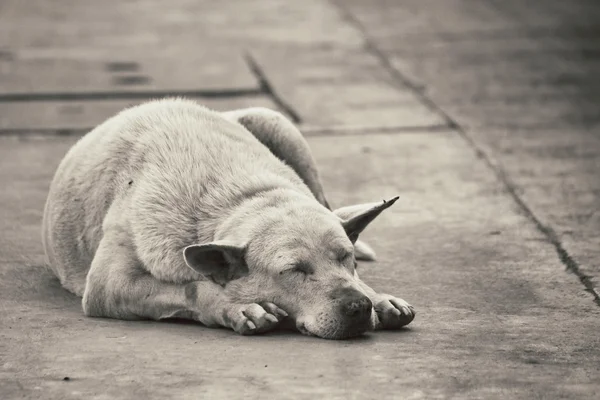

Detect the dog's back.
xmin=42 ymin=98 xmax=310 ymax=295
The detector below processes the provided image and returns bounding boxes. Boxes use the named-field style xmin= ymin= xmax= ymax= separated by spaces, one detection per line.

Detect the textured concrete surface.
xmin=1 ymin=0 xmax=599 ymax=399
xmin=0 ymin=97 xmax=277 ymax=131
xmin=251 ymin=46 xmax=447 ymax=130
xmin=338 ymin=0 xmax=600 ymax=295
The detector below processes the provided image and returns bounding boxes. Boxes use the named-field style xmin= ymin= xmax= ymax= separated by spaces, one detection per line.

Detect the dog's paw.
xmin=372 ymin=294 xmax=415 ymax=330
xmin=229 ymin=302 xmax=288 ymax=335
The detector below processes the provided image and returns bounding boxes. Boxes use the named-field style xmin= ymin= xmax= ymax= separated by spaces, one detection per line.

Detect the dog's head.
xmin=183 ymin=195 xmax=398 ymax=339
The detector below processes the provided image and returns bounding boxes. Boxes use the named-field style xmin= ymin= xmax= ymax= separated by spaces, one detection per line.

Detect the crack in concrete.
xmin=243 ymin=52 xmax=302 ymax=124
xmin=301 ymin=123 xmax=453 ymax=137
xmin=486 ymin=149 xmax=600 ymax=307
xmin=387 ymin=25 xmax=600 ymax=43
xmin=329 ymin=1 xmax=457 ymax=130
xmin=329 ymin=0 xmax=600 ymax=307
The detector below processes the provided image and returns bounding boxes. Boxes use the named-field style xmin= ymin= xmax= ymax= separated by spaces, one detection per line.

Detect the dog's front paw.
xmin=372 ymin=294 xmax=415 ymax=330
xmin=228 ymin=302 xmax=288 ymax=335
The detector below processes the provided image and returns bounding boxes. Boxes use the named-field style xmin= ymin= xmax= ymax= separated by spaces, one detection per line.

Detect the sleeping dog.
xmin=42 ymin=99 xmax=415 ymax=339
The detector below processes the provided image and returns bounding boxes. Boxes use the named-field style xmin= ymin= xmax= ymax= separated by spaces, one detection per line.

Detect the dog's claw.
xmin=260 ymin=302 xmax=289 ymax=319
xmin=230 ymin=302 xmax=285 ymax=335
xmin=372 ymin=294 xmax=415 ymax=330
xmin=265 ymin=314 xmax=278 ymax=324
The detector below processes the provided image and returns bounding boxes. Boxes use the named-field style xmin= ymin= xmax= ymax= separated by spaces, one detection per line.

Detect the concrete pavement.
xmin=337 ymin=0 xmax=600 ymax=299
xmin=1 ymin=0 xmax=599 ymax=399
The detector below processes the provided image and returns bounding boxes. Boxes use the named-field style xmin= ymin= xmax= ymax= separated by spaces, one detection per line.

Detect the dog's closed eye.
xmin=337 ymin=251 xmax=353 ymax=263
xmin=281 ymin=262 xmax=313 ymax=275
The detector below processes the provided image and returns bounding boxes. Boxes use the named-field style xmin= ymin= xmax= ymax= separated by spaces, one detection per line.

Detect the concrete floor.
xmin=1 ymin=0 xmax=599 ymax=399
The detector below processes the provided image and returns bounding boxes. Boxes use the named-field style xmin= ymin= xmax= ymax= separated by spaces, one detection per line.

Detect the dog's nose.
xmin=339 ymin=290 xmax=373 ymax=322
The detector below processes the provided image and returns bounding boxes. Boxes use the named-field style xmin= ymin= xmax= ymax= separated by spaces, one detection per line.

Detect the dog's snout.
xmin=339 ymin=290 xmax=372 ymax=322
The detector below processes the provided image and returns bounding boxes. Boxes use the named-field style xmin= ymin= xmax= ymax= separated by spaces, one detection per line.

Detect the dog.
xmin=42 ymin=98 xmax=415 ymax=339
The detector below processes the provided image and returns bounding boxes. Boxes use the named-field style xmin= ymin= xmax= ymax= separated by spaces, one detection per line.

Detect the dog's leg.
xmin=225 ymin=108 xmax=376 ymax=260
xmin=356 ymin=275 xmax=415 ymax=330
xmin=82 ymin=227 xmax=287 ymax=335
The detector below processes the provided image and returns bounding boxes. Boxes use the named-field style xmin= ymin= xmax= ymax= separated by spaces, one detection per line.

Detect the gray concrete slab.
xmin=0 ymin=0 xmax=265 ymax=93
xmin=335 ymin=0 xmax=519 ymax=37
xmin=0 ymin=49 xmax=259 ymax=93
xmin=0 ymin=0 xmax=442 ymax=132
xmin=390 ymin=53 xmax=600 ymax=107
xmin=252 ymin=47 xmax=446 ymax=129
xmin=1 ymin=0 xmax=600 ymax=398
xmin=464 ymin=126 xmax=600 ymax=291
xmin=0 ymin=97 xmax=278 ymax=131
xmin=0 ymin=0 xmax=362 ymax=51
xmin=1 ymin=131 xmax=599 ymax=399
xmin=337 ymin=0 xmax=600 ymax=300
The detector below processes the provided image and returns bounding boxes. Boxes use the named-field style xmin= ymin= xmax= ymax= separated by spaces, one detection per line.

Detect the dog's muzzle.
xmin=338 ymin=289 xmax=373 ymax=335
xmin=296 ymin=288 xmax=374 ymax=339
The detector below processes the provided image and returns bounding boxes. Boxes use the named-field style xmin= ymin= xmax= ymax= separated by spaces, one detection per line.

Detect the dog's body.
xmin=42 ymin=98 xmax=414 ymax=339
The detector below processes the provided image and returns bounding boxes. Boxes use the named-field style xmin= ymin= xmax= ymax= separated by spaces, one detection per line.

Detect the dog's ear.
xmin=183 ymin=241 xmax=248 ymax=285
xmin=333 ymin=196 xmax=399 ymax=243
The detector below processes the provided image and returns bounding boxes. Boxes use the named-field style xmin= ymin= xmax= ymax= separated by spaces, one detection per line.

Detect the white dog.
xmin=42 ymin=98 xmax=414 ymax=339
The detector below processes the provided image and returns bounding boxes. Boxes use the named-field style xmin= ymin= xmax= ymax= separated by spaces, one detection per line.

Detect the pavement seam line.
xmin=0 ymin=124 xmax=453 ymax=138
xmin=0 ymin=128 xmax=91 ymax=136
xmin=301 ymin=123 xmax=453 ymax=137
xmin=377 ymin=25 xmax=600 ymax=43
xmin=329 ymin=0 xmax=458 ymax=129
xmin=483 ymin=160 xmax=600 ymax=307
xmin=0 ymin=88 xmax=264 ymax=102
xmin=330 ymin=0 xmax=600 ymax=307
xmin=243 ymin=52 xmax=303 ymax=124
